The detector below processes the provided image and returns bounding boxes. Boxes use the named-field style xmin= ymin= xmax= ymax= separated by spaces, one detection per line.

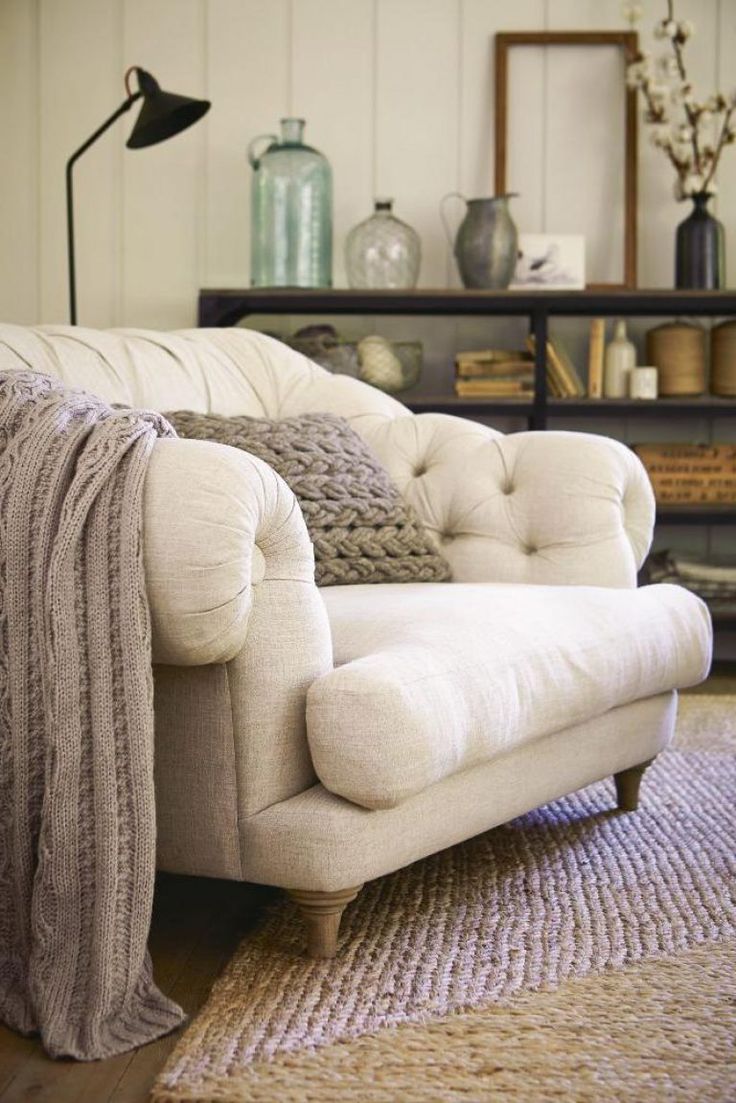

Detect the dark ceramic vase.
xmin=675 ymin=192 xmax=725 ymax=289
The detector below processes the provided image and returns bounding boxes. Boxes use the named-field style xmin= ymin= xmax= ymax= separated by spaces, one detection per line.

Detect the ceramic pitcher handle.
xmin=440 ymin=193 xmax=466 ymax=253
xmin=247 ymin=134 xmax=278 ymax=170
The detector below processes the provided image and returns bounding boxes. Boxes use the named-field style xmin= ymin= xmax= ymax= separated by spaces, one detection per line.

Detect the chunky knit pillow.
xmin=165 ymin=410 xmax=451 ymax=587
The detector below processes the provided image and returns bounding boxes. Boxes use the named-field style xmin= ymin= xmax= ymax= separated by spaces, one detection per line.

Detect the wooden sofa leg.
xmin=614 ymin=757 xmax=655 ymax=811
xmin=288 ymin=886 xmax=363 ymax=959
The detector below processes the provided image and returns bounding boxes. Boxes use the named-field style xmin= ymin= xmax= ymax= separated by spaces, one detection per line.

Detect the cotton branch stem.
xmin=702 ymin=104 xmax=735 ymax=193
xmin=667 ymin=0 xmax=702 ymax=174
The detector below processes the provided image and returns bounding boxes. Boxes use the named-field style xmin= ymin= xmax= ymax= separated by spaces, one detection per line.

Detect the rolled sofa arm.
xmin=364 ymin=414 xmax=656 ymax=589
xmin=143 ymin=437 xmax=320 ymax=665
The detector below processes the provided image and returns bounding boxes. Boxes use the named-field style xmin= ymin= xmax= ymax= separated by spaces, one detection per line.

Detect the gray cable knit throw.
xmin=166 ymin=410 xmax=451 ymax=586
xmin=0 ymin=371 xmax=185 ymax=1060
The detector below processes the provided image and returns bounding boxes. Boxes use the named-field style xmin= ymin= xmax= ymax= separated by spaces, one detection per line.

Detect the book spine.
xmin=550 ymin=340 xmax=586 ymax=397
xmin=587 ymin=319 xmax=605 ymax=399
xmin=654 ymin=488 xmax=736 ymax=503
xmin=545 ymin=341 xmax=575 ymax=397
xmin=635 ymin=445 xmax=736 ymax=464
xmin=456 ymin=361 xmax=534 ymax=379
xmin=455 ymin=348 xmax=531 ymax=365
xmin=455 ymin=380 xmax=533 ymax=396
xmin=525 ymin=336 xmax=564 ymax=398
xmin=646 ymin=463 xmax=735 ymax=476
xmin=651 ymin=477 xmax=736 ymax=491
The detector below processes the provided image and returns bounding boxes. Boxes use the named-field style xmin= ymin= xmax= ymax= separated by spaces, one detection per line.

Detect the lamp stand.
xmin=65 ymin=93 xmax=140 ymax=325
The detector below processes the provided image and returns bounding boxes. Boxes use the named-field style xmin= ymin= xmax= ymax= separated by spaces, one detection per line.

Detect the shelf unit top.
xmin=199 ymin=286 xmax=736 ymax=318
xmin=406 ymin=395 xmax=736 ymax=417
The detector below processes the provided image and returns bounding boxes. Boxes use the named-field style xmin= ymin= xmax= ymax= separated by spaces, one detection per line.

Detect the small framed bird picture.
xmin=510 ymin=233 xmax=585 ymax=290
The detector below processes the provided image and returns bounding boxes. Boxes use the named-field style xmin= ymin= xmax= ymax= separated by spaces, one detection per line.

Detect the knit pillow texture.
xmin=165 ymin=410 xmax=451 ymax=587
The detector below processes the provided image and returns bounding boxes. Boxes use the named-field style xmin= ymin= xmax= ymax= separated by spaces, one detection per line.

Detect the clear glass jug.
xmin=248 ymin=117 xmax=332 ymax=288
xmin=345 ymin=199 xmax=421 ymax=289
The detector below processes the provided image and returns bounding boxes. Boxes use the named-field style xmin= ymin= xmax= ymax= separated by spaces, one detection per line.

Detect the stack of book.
xmin=453 ymin=340 xmax=585 ymax=399
xmin=454 ymin=349 xmax=534 ymax=397
xmin=634 ymin=444 xmax=736 ymax=505
xmin=524 ymin=337 xmax=586 ymax=398
xmin=643 ymin=550 xmax=736 ymax=617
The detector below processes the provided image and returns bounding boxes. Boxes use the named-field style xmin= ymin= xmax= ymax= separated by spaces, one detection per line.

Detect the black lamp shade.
xmin=126 ymin=69 xmax=210 ymax=149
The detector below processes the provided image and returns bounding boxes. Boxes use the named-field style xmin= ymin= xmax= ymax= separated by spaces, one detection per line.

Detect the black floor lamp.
xmin=66 ymin=66 xmax=210 ymax=324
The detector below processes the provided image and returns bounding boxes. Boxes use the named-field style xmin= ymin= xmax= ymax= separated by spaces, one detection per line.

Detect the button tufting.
xmin=502 ymin=483 xmax=514 ymax=496
xmin=525 ymin=544 xmax=537 ymax=555
xmin=441 ymin=531 xmax=455 ymax=544
xmin=414 ymin=465 xmax=427 ymax=478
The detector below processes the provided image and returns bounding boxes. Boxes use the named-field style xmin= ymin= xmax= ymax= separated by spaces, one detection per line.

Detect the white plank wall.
xmin=3 ymin=0 xmax=734 ymax=326
xmin=0 ymin=0 xmax=734 ymax=651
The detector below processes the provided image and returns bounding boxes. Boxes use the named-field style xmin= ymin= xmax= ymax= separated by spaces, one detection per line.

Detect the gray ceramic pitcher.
xmin=441 ymin=193 xmax=519 ymax=289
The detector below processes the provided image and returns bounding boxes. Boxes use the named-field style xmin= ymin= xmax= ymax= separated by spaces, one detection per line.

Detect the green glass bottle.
xmin=248 ymin=118 xmax=332 ymax=288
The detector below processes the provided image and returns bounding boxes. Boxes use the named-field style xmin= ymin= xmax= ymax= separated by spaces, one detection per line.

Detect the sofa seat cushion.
xmin=306 ymin=582 xmax=711 ymax=810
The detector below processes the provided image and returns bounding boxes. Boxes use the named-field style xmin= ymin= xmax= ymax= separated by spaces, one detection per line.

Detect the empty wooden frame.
xmin=494 ymin=31 xmax=639 ymax=289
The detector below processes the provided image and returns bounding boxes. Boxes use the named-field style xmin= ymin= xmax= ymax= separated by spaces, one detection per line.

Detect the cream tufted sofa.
xmin=0 ymin=324 xmax=713 ymax=957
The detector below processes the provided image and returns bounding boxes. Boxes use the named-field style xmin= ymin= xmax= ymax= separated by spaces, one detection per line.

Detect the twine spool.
xmin=711 ymin=319 xmax=736 ymax=396
xmin=645 ymin=321 xmax=706 ymax=396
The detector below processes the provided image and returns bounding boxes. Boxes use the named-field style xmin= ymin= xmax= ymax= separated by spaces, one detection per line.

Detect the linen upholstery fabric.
xmin=241 ymin=692 xmax=678 ymax=891
xmin=0 ymin=322 xmax=708 ymax=895
xmin=143 ymin=437 xmax=320 ymax=665
xmin=308 ymin=582 xmax=712 ymax=809
xmin=0 ymin=324 xmax=655 ymax=588
xmin=165 ymin=409 xmax=450 ymax=586
xmin=0 ymin=371 xmax=184 ymax=1060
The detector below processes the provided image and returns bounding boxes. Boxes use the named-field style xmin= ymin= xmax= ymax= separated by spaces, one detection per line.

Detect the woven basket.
xmin=645 ymin=321 xmax=706 ymax=396
xmin=711 ymin=319 xmax=736 ymax=396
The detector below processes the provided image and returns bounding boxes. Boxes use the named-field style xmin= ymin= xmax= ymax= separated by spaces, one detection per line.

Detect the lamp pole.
xmin=64 ymin=67 xmax=209 ymax=325
xmin=65 ymin=94 xmax=140 ymax=325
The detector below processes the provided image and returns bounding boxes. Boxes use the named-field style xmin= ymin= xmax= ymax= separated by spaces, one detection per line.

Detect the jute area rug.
xmin=152 ymin=695 xmax=736 ymax=1102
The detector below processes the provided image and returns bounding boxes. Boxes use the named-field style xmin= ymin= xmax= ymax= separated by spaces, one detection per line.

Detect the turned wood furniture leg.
xmin=614 ymin=757 xmax=655 ymax=811
xmin=289 ymin=886 xmax=363 ymax=959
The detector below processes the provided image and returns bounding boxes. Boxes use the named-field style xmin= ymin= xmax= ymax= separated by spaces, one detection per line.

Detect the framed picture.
xmin=494 ymin=31 xmax=638 ymax=289
xmin=510 ymin=233 xmax=585 ymax=289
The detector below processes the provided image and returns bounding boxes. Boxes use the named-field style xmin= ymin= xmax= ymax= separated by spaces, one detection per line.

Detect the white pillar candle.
xmin=629 ymin=366 xmax=658 ymax=400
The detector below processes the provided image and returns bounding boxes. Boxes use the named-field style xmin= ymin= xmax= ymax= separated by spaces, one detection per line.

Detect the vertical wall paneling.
xmin=455 ymin=0 xmax=546 ymax=358
xmin=716 ymin=0 xmax=736 ymax=288
xmin=372 ymin=0 xmax=460 ymax=390
xmin=375 ymin=0 xmax=460 ymax=289
xmin=0 ymin=0 xmax=40 ymax=324
xmin=205 ymin=0 xmax=290 ymax=289
xmin=122 ymin=0 xmax=206 ymax=328
xmin=291 ymin=0 xmax=374 ymax=289
xmin=0 ymin=0 xmax=731 ymax=325
xmin=544 ymin=46 xmax=625 ymax=285
xmin=39 ymin=0 xmax=120 ymax=327
xmin=548 ymin=0 xmax=718 ymax=289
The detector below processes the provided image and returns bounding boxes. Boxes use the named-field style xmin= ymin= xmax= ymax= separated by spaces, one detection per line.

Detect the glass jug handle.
xmin=440 ymin=192 xmax=466 ymax=253
xmin=247 ymin=134 xmax=278 ymax=170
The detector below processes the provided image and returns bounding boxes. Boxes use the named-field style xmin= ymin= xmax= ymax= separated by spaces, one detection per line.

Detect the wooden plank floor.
xmin=1 ymin=662 xmax=734 ymax=1102
xmin=0 ymin=876 xmax=278 ymax=1103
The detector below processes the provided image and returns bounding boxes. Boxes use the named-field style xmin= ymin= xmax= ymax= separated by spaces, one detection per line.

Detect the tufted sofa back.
xmin=0 ymin=324 xmax=654 ymax=587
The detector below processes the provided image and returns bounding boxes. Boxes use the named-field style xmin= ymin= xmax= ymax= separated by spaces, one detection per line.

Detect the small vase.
xmin=345 ymin=199 xmax=421 ymax=289
xmin=603 ymin=319 xmax=636 ymax=398
xmin=441 ymin=194 xmax=519 ymax=290
xmin=675 ymin=192 xmax=725 ymax=290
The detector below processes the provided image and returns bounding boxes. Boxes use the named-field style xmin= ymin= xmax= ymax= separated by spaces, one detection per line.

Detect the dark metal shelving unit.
xmin=198 ymin=285 xmax=736 ymax=426
xmin=198 ymin=286 xmax=736 ymax=555
xmin=406 ymin=394 xmax=736 ymax=419
xmin=199 ymin=286 xmax=736 ymax=323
